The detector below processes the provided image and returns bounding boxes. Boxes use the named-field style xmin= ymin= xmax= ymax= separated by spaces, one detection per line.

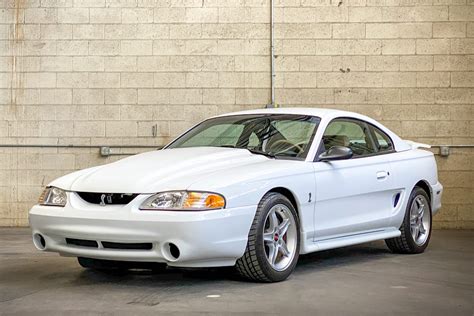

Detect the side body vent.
xmin=393 ymin=192 xmax=401 ymax=208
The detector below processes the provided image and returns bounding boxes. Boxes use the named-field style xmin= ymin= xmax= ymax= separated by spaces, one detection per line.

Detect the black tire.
xmin=235 ymin=192 xmax=300 ymax=282
xmin=385 ymin=187 xmax=432 ymax=254
xmin=78 ymin=257 xmax=166 ymax=272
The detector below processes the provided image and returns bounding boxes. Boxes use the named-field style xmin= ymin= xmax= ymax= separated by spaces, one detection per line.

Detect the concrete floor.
xmin=0 ymin=229 xmax=472 ymax=315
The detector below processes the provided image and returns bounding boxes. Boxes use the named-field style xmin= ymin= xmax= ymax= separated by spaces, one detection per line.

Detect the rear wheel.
xmin=385 ymin=187 xmax=432 ymax=254
xmin=235 ymin=192 xmax=300 ymax=282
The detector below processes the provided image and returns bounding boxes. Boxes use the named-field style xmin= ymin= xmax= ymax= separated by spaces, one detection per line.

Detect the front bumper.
xmin=29 ymin=194 xmax=256 ymax=267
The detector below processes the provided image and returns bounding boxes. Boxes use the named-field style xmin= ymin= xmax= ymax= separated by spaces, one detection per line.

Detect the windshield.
xmin=166 ymin=114 xmax=321 ymax=160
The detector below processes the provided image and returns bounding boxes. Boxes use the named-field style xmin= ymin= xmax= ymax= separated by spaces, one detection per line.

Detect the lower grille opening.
xmin=66 ymin=238 xmax=98 ymax=248
xmin=65 ymin=238 xmax=152 ymax=251
xmin=101 ymin=241 xmax=153 ymax=250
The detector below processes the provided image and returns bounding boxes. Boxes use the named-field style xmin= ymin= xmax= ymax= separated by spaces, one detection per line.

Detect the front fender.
xmin=187 ymin=161 xmax=316 ymax=241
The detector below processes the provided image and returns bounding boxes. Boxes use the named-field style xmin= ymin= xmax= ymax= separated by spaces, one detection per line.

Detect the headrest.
xmin=322 ymin=135 xmax=350 ymax=148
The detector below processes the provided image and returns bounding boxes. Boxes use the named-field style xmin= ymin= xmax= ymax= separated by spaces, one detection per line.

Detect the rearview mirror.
xmin=318 ymin=146 xmax=353 ymax=162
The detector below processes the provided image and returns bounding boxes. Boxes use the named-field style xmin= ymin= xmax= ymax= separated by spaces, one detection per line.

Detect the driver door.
xmin=313 ymin=118 xmax=396 ymax=240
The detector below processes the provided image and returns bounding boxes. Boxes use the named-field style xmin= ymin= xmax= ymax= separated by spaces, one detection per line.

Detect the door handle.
xmin=376 ymin=171 xmax=389 ymax=180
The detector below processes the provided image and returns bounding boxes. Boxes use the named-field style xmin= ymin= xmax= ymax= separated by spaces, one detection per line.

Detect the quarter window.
xmin=372 ymin=126 xmax=394 ymax=153
xmin=323 ymin=119 xmax=376 ymax=157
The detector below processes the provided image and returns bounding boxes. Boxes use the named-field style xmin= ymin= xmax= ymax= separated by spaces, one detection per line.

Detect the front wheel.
xmin=385 ymin=187 xmax=432 ymax=254
xmin=235 ymin=192 xmax=300 ymax=282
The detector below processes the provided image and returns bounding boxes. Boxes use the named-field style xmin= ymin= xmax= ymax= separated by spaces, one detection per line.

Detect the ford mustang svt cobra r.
xmin=29 ymin=108 xmax=443 ymax=282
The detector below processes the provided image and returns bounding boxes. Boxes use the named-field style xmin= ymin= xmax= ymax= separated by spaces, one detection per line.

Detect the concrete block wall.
xmin=0 ymin=0 xmax=472 ymax=228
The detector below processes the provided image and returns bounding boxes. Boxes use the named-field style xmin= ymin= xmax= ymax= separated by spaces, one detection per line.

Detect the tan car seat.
xmin=322 ymin=135 xmax=350 ymax=150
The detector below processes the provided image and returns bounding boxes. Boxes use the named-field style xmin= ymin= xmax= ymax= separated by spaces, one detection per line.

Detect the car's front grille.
xmin=76 ymin=192 xmax=138 ymax=205
xmin=65 ymin=238 xmax=153 ymax=251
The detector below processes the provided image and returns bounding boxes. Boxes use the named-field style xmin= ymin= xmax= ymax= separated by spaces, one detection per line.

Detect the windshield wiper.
xmin=246 ymin=148 xmax=276 ymax=159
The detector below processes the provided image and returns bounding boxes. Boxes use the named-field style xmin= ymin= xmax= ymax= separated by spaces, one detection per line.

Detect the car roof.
xmin=216 ymin=107 xmax=351 ymax=119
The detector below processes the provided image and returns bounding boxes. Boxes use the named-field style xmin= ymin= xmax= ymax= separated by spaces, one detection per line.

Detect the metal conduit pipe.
xmin=431 ymin=145 xmax=474 ymax=157
xmin=0 ymin=144 xmax=472 ymax=157
xmin=266 ymin=0 xmax=276 ymax=108
xmin=0 ymin=145 xmax=160 ymax=148
xmin=0 ymin=144 xmax=163 ymax=157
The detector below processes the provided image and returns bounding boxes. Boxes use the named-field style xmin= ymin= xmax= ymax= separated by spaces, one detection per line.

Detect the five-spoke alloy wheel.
xmin=409 ymin=195 xmax=430 ymax=246
xmin=386 ymin=186 xmax=432 ymax=254
xmin=236 ymin=192 xmax=300 ymax=282
xmin=262 ymin=204 xmax=298 ymax=272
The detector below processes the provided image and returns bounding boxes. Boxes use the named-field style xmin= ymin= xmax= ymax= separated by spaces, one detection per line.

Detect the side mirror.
xmin=318 ymin=146 xmax=353 ymax=162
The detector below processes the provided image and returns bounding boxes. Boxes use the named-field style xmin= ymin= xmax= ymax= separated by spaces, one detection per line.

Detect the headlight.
xmin=139 ymin=191 xmax=225 ymax=211
xmin=38 ymin=187 xmax=67 ymax=207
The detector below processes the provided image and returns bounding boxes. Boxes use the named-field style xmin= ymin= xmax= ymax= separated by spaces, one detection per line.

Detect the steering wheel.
xmin=269 ymin=139 xmax=304 ymax=154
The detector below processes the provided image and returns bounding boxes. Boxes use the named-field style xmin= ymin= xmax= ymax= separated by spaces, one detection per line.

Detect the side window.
xmin=323 ymin=119 xmax=376 ymax=157
xmin=372 ymin=126 xmax=394 ymax=153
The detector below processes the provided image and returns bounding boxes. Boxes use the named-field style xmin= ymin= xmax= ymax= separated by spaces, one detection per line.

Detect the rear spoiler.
xmin=404 ymin=140 xmax=431 ymax=149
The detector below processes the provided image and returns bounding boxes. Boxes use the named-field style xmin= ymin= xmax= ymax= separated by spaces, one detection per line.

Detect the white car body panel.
xmin=387 ymin=149 xmax=443 ymax=224
xmin=51 ymin=147 xmax=269 ymax=194
xmin=313 ymin=154 xmax=397 ymax=239
xmin=29 ymin=108 xmax=443 ymax=267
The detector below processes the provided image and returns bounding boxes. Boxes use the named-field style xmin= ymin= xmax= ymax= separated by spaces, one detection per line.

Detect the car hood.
xmin=51 ymin=147 xmax=269 ymax=194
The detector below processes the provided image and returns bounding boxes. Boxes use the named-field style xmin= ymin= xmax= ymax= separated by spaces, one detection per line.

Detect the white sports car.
xmin=29 ymin=108 xmax=443 ymax=282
